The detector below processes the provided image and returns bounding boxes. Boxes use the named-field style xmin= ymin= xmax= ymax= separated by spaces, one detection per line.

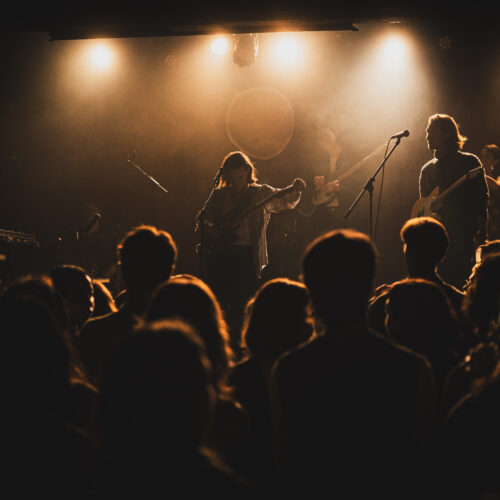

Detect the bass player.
xmin=418 ymin=113 xmax=488 ymax=288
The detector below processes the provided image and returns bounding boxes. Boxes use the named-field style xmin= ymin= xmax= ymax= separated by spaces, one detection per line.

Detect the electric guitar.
xmin=201 ymin=181 xmax=304 ymax=253
xmin=310 ymin=144 xmax=385 ymax=215
xmin=411 ymin=167 xmax=484 ymax=218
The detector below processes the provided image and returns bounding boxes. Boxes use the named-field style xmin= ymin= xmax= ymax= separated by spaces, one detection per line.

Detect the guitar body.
xmin=411 ymin=167 xmax=484 ymax=220
xmin=411 ymin=187 xmax=440 ymax=218
xmin=310 ymin=144 xmax=385 ymax=217
xmin=311 ymin=187 xmax=340 ymax=211
xmin=203 ymin=221 xmax=238 ymax=254
xmin=200 ymin=183 xmax=297 ymax=255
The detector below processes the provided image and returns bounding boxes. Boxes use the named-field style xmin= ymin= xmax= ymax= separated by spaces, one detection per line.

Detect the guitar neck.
xmin=226 ymin=185 xmax=295 ymax=227
xmin=435 ymin=167 xmax=483 ymax=204
xmin=334 ymin=144 xmax=385 ymax=183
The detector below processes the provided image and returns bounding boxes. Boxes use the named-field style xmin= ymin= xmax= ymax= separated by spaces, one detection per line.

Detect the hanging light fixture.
xmin=232 ymin=33 xmax=259 ymax=66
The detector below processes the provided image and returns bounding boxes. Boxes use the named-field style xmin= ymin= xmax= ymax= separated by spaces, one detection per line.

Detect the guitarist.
xmin=201 ymin=151 xmax=305 ymax=347
xmin=480 ymin=144 xmax=500 ymax=239
xmin=310 ymin=127 xmax=342 ymax=235
xmin=418 ymin=113 xmax=488 ymax=289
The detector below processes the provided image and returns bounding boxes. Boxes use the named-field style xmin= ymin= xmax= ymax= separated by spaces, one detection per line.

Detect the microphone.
xmin=391 ymin=130 xmax=410 ymax=139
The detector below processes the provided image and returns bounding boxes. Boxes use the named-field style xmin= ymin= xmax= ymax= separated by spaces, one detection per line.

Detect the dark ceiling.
xmin=2 ymin=1 xmax=494 ymax=40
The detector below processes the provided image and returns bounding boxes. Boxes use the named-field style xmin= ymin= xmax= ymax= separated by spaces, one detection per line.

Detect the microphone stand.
xmin=127 ymin=157 xmax=169 ymax=195
xmin=344 ymin=137 xmax=402 ymax=239
xmin=195 ymin=169 xmax=222 ymax=280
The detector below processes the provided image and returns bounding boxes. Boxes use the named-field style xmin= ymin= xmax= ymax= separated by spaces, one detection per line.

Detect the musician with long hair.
xmin=418 ymin=114 xmax=488 ymax=289
xmin=200 ymin=151 xmax=305 ymax=350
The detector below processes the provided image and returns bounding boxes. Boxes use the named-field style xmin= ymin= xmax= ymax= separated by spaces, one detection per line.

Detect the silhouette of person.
xmin=96 ymin=319 xmax=263 ymax=499
xmin=419 ymin=114 xmax=488 ymax=288
xmin=481 ymin=144 xmax=500 ymax=239
xmin=270 ymin=229 xmax=437 ymax=499
xmin=231 ymin=277 xmax=313 ymax=492
xmin=481 ymin=144 xmax=500 ymax=179
xmin=0 ymin=292 xmax=93 ymax=497
xmin=49 ymin=264 xmax=95 ymax=336
xmin=368 ymin=217 xmax=465 ymax=338
xmin=78 ymin=225 xmax=177 ymax=384
xmin=443 ymin=252 xmax=500 ymax=415
xmin=91 ymin=279 xmax=117 ymax=318
xmin=199 ymin=151 xmax=305 ymax=346
xmin=146 ymin=275 xmax=252 ymax=472
xmin=385 ymin=278 xmax=461 ymax=396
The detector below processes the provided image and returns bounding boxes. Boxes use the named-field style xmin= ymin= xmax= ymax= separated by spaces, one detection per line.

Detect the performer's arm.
xmin=474 ymin=164 xmax=489 ymax=244
xmin=265 ymin=178 xmax=306 ymax=213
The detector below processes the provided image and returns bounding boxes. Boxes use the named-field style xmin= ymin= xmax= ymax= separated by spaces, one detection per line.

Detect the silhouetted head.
xmin=217 ymin=151 xmax=257 ymax=190
xmin=302 ymin=229 xmax=377 ymax=326
xmin=467 ymin=240 xmax=500 ymax=287
xmin=385 ymin=279 xmax=459 ymax=358
xmin=426 ymin=113 xmax=467 ymax=153
xmin=146 ymin=276 xmax=233 ymax=392
xmin=49 ymin=265 xmax=94 ymax=329
xmin=91 ymin=279 xmax=117 ymax=317
xmin=242 ymin=278 xmax=313 ymax=359
xmin=400 ymin=217 xmax=449 ymax=275
xmin=2 ymin=275 xmax=91 ymax=386
xmin=118 ymin=225 xmax=177 ymax=294
xmin=480 ymin=144 xmax=500 ymax=172
xmin=99 ymin=319 xmax=215 ymax=458
xmin=4 ymin=275 xmax=70 ymax=331
xmin=0 ymin=292 xmax=70 ymax=412
xmin=463 ymin=253 xmax=500 ymax=337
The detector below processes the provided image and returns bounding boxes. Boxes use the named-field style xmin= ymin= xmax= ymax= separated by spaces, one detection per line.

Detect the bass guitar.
xmin=411 ymin=167 xmax=484 ymax=218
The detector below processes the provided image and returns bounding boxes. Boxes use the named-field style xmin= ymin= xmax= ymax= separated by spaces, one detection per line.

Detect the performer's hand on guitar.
xmin=292 ymin=177 xmax=307 ymax=192
xmin=324 ymin=180 xmax=340 ymax=195
xmin=314 ymin=175 xmax=339 ymax=191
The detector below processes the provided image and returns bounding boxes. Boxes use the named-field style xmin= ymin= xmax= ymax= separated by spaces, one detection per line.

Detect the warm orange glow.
xmin=378 ymin=35 xmax=408 ymax=64
xmin=88 ymin=43 xmax=114 ymax=70
xmin=271 ymin=34 xmax=302 ymax=65
xmin=211 ymin=37 xmax=230 ymax=55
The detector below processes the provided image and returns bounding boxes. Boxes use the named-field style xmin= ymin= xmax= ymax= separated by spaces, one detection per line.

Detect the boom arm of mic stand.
xmin=344 ymin=138 xmax=402 ymax=235
xmin=127 ymin=159 xmax=169 ymax=194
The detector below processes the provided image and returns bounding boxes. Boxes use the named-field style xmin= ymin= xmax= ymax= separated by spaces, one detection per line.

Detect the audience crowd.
xmin=3 ymin=219 xmax=500 ymax=499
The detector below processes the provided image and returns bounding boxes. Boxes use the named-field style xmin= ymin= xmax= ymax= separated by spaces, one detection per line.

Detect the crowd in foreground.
xmin=3 ymin=217 xmax=500 ymax=499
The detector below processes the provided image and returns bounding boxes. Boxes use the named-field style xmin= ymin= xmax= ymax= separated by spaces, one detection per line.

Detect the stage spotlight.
xmin=232 ymin=34 xmax=259 ymax=66
xmin=88 ymin=42 xmax=114 ymax=70
xmin=211 ymin=37 xmax=230 ymax=55
xmin=272 ymin=35 xmax=301 ymax=65
xmin=380 ymin=36 xmax=407 ymax=63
